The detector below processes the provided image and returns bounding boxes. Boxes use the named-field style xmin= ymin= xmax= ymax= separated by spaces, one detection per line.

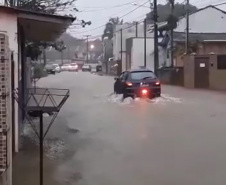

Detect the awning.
xmin=0 ymin=6 xmax=76 ymax=42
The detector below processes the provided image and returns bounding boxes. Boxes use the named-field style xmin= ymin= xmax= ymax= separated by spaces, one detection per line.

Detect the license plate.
xmin=140 ymin=84 xmax=149 ymax=87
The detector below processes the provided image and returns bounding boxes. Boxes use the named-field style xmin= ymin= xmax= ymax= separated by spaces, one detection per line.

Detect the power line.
xmin=87 ymin=18 xmax=145 ymax=40
xmin=71 ymin=0 xmax=149 ymax=34
xmin=77 ymin=0 xmax=144 ymax=12
xmin=214 ymin=1 xmax=226 ymax=6
xmin=76 ymin=0 xmax=143 ymax=9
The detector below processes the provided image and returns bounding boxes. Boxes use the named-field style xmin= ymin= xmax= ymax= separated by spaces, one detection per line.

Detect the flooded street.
xmin=13 ymin=72 xmax=226 ymax=185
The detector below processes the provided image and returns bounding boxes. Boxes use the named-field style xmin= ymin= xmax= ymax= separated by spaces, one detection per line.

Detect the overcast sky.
xmin=67 ymin=0 xmax=226 ymax=39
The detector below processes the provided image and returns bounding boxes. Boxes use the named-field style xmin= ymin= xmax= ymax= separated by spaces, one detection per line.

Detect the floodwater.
xmin=13 ymin=72 xmax=226 ymax=185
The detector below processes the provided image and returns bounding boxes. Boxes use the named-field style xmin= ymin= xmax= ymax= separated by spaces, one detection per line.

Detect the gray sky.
xmin=67 ymin=0 xmax=226 ymax=39
xmin=1 ymin=0 xmax=226 ymax=39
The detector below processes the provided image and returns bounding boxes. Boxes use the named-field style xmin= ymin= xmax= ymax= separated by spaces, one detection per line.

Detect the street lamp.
xmin=90 ymin=44 xmax=94 ymax=49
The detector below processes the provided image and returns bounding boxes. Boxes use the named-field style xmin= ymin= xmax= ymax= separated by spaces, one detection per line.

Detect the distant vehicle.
xmin=44 ymin=64 xmax=56 ymax=75
xmin=52 ymin=64 xmax=61 ymax=73
xmin=96 ymin=64 xmax=102 ymax=72
xmin=82 ymin=64 xmax=91 ymax=72
xmin=69 ymin=63 xmax=78 ymax=72
xmin=114 ymin=69 xmax=161 ymax=99
xmin=61 ymin=64 xmax=70 ymax=71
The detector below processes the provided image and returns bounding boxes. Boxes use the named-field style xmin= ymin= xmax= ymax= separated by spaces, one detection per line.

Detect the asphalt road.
xmin=13 ymin=71 xmax=226 ymax=185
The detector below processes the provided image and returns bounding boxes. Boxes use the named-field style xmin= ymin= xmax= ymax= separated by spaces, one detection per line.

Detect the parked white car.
xmin=52 ymin=64 xmax=61 ymax=73
xmin=61 ymin=64 xmax=70 ymax=71
xmin=69 ymin=63 xmax=78 ymax=72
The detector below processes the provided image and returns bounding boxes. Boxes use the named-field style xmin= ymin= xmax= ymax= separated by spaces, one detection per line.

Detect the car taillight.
xmin=155 ymin=81 xmax=160 ymax=85
xmin=126 ymin=82 xmax=133 ymax=86
xmin=142 ymin=89 xmax=148 ymax=95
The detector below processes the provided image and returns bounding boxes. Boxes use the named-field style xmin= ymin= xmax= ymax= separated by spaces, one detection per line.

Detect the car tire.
xmin=155 ymin=93 xmax=161 ymax=97
xmin=123 ymin=92 xmax=129 ymax=99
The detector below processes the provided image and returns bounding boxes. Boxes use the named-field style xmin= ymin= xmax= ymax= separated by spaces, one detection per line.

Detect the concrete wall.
xmin=0 ymin=11 xmax=19 ymax=155
xmin=174 ymin=42 xmax=226 ymax=67
xmin=0 ymin=34 xmax=12 ymax=185
xmin=184 ymin=55 xmax=195 ymax=88
xmin=175 ymin=6 xmax=226 ymax=33
xmin=184 ymin=54 xmax=226 ymax=91
xmin=198 ymin=42 xmax=226 ymax=55
xmin=131 ymin=38 xmax=154 ymax=71
xmin=113 ymin=23 xmax=154 ymax=70
xmin=0 ymin=11 xmax=19 ymax=185
xmin=209 ymin=55 xmax=226 ymax=90
xmin=128 ymin=37 xmax=167 ymax=73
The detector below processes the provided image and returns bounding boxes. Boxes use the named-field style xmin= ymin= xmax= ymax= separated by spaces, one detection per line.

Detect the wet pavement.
xmin=13 ymin=71 xmax=226 ymax=185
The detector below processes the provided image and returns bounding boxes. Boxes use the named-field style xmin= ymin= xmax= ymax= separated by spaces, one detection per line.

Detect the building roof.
xmin=0 ymin=5 xmax=76 ymax=42
xmin=153 ymin=5 xmax=226 ymax=31
xmin=173 ymin=32 xmax=226 ymax=42
xmin=0 ymin=6 xmax=75 ymax=22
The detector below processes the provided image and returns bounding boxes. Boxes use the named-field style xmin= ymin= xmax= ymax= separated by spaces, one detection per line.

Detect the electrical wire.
xmin=214 ymin=1 xmax=226 ymax=6
xmin=76 ymin=0 xmax=143 ymax=9
xmin=76 ymin=0 xmax=144 ymax=12
xmin=70 ymin=0 xmax=148 ymax=27
xmin=87 ymin=18 xmax=145 ymax=40
xmin=190 ymin=0 xmax=225 ymax=7
xmin=71 ymin=0 xmax=150 ymax=34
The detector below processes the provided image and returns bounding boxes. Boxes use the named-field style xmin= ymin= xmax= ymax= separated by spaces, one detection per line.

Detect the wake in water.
xmin=107 ymin=93 xmax=182 ymax=105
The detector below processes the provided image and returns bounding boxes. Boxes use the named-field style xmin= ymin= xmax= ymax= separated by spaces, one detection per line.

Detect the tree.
xmin=54 ymin=40 xmax=67 ymax=65
xmin=102 ymin=17 xmax=123 ymax=40
xmin=12 ymin=0 xmax=77 ymax=61
xmin=17 ymin=0 xmax=77 ymax=15
xmin=146 ymin=2 xmax=197 ymax=25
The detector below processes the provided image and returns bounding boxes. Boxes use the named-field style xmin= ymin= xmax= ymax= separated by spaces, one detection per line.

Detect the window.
xmin=217 ymin=55 xmax=226 ymax=69
xmin=130 ymin=71 xmax=156 ymax=80
xmin=123 ymin=72 xmax=129 ymax=80
xmin=119 ymin=72 xmax=124 ymax=79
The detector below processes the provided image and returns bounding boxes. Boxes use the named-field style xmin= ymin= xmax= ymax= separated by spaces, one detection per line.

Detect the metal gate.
xmin=194 ymin=56 xmax=209 ymax=88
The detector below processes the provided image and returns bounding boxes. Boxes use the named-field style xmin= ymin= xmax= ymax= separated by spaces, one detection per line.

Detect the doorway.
xmin=194 ymin=56 xmax=209 ymax=88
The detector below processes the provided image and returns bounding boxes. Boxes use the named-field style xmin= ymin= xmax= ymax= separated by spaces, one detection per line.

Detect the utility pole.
xmin=185 ymin=0 xmax=189 ymax=54
xmin=144 ymin=19 xmax=147 ymax=67
xmin=135 ymin=22 xmax=138 ymax=37
xmin=84 ymin=35 xmax=91 ymax=63
xmin=68 ymin=47 xmax=70 ymax=63
xmin=170 ymin=1 xmax=175 ymax=67
xmin=120 ymin=29 xmax=123 ymax=64
xmin=153 ymin=0 xmax=159 ymax=74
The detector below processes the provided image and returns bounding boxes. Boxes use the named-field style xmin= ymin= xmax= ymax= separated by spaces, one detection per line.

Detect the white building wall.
xmin=131 ymin=38 xmax=168 ymax=72
xmin=113 ymin=23 xmax=154 ymax=67
xmin=0 ymin=11 xmax=18 ymax=185
xmin=131 ymin=38 xmax=155 ymax=71
xmin=0 ymin=12 xmax=19 ymax=152
xmin=175 ymin=6 xmax=226 ymax=33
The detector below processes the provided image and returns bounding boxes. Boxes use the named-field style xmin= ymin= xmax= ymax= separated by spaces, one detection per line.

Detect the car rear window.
xmin=63 ymin=64 xmax=69 ymax=66
xmin=71 ymin=63 xmax=77 ymax=66
xmin=130 ymin=71 xmax=156 ymax=80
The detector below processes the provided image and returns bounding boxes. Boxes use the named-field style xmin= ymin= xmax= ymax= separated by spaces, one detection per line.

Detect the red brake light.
xmin=155 ymin=81 xmax=160 ymax=85
xmin=126 ymin=82 xmax=133 ymax=86
xmin=142 ymin=89 xmax=148 ymax=95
